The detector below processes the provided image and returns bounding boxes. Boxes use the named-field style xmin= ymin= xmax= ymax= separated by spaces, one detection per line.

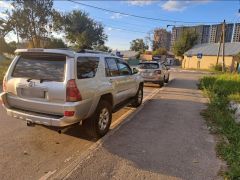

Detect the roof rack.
xmin=77 ymin=49 xmax=115 ymax=56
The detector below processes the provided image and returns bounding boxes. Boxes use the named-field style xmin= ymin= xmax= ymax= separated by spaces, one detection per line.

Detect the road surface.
xmin=0 ymin=70 xmax=222 ymax=180
xmin=0 ymin=81 xmax=159 ymax=180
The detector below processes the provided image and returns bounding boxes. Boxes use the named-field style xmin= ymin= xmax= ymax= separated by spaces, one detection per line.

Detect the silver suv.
xmin=0 ymin=49 xmax=144 ymax=137
xmin=138 ymin=61 xmax=170 ymax=87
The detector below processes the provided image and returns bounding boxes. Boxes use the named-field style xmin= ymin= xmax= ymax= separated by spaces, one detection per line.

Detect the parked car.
xmin=0 ymin=49 xmax=144 ymax=137
xmin=138 ymin=61 xmax=170 ymax=87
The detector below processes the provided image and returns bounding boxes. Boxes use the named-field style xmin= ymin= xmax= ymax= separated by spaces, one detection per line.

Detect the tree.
xmin=2 ymin=0 xmax=54 ymax=47
xmin=130 ymin=39 xmax=149 ymax=52
xmin=173 ymin=29 xmax=199 ymax=57
xmin=152 ymin=48 xmax=167 ymax=56
xmin=0 ymin=37 xmax=8 ymax=54
xmin=93 ymin=44 xmax=112 ymax=52
xmin=44 ymin=38 xmax=67 ymax=48
xmin=54 ymin=10 xmax=107 ymax=50
xmin=0 ymin=37 xmax=16 ymax=54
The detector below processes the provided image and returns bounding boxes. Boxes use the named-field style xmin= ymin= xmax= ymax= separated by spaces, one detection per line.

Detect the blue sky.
xmin=0 ymin=1 xmax=239 ymax=50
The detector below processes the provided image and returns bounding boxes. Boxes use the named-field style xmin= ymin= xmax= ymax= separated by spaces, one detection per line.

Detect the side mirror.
xmin=132 ymin=68 xmax=139 ymax=74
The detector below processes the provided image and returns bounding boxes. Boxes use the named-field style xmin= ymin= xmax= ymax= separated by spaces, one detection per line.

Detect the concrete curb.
xmin=46 ymin=81 xmax=173 ymax=180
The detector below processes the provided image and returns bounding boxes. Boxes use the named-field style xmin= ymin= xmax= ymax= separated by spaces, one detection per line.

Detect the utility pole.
xmin=216 ymin=31 xmax=222 ymax=66
xmin=216 ymin=20 xmax=226 ymax=72
xmin=222 ymin=20 xmax=226 ymax=72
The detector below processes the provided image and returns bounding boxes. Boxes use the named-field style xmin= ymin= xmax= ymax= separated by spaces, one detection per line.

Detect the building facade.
xmin=232 ymin=23 xmax=240 ymax=42
xmin=153 ymin=28 xmax=171 ymax=51
xmin=183 ymin=42 xmax=240 ymax=71
xmin=171 ymin=25 xmax=211 ymax=49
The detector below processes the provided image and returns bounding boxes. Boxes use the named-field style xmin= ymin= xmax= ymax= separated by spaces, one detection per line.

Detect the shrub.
xmin=210 ymin=64 xmax=222 ymax=72
xmin=200 ymin=73 xmax=240 ymax=179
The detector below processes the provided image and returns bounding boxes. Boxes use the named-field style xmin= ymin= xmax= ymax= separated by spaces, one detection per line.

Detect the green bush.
xmin=200 ymin=73 xmax=240 ymax=179
xmin=199 ymin=76 xmax=217 ymax=90
xmin=210 ymin=64 xmax=222 ymax=72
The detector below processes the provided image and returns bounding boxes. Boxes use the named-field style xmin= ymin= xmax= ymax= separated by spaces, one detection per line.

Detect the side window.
xmin=117 ymin=61 xmax=132 ymax=76
xmin=105 ymin=58 xmax=120 ymax=77
xmin=77 ymin=57 xmax=99 ymax=79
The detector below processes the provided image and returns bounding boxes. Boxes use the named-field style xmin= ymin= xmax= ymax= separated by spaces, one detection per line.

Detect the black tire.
xmin=83 ymin=100 xmax=112 ymax=138
xmin=131 ymin=84 xmax=143 ymax=107
xmin=164 ymin=75 xmax=169 ymax=83
xmin=159 ymin=80 xmax=164 ymax=87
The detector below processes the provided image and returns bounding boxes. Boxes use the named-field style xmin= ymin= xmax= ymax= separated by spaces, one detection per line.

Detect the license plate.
xmin=142 ymin=73 xmax=149 ymax=77
xmin=21 ymin=88 xmax=45 ymax=98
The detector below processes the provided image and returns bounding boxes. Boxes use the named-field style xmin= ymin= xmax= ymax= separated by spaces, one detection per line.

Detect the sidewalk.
xmin=59 ymin=72 xmax=222 ymax=180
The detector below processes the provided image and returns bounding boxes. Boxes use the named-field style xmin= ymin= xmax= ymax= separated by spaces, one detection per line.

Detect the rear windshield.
xmin=12 ymin=54 xmax=66 ymax=82
xmin=139 ymin=63 xmax=159 ymax=69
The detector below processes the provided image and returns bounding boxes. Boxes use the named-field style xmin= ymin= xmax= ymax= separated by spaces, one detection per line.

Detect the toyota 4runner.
xmin=0 ymin=49 xmax=144 ymax=137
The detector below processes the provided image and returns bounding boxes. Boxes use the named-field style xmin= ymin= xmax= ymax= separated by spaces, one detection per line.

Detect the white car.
xmin=0 ymin=49 xmax=144 ymax=137
xmin=138 ymin=61 xmax=170 ymax=87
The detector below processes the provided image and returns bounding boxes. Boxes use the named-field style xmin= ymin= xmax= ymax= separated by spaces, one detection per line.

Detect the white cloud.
xmin=107 ymin=27 xmax=113 ymax=31
xmin=161 ymin=0 xmax=210 ymax=12
xmin=0 ymin=1 xmax=14 ymax=10
xmin=110 ymin=13 xmax=128 ymax=19
xmin=126 ymin=0 xmax=153 ymax=6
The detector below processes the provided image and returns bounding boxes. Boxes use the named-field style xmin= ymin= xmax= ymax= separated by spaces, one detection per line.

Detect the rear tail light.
xmin=64 ymin=111 xmax=75 ymax=117
xmin=3 ymin=77 xmax=6 ymax=92
xmin=66 ymin=79 xmax=82 ymax=102
xmin=154 ymin=70 xmax=161 ymax=74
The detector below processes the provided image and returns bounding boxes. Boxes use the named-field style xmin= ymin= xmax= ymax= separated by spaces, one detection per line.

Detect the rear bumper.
xmin=143 ymin=78 xmax=161 ymax=83
xmin=144 ymin=80 xmax=160 ymax=83
xmin=141 ymin=75 xmax=162 ymax=83
xmin=0 ymin=92 xmax=92 ymax=127
xmin=4 ymin=107 xmax=80 ymax=127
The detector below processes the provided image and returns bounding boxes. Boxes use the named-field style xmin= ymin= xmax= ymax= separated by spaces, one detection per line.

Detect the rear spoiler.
xmin=15 ymin=49 xmax=75 ymax=58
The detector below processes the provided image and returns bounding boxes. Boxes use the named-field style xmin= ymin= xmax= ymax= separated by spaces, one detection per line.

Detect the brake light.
xmin=154 ymin=70 xmax=161 ymax=74
xmin=66 ymin=79 xmax=82 ymax=102
xmin=3 ymin=77 xmax=6 ymax=92
xmin=64 ymin=111 xmax=75 ymax=117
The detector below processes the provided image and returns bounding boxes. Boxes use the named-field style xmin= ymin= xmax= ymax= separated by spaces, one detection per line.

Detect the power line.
xmin=92 ymin=15 xmax=157 ymax=30
xmin=90 ymin=16 xmax=154 ymax=34
xmin=68 ymin=0 xmax=220 ymax=24
xmin=107 ymin=26 xmax=149 ymax=34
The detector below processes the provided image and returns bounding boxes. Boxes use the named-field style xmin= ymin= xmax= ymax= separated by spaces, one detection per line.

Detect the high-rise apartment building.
xmin=171 ymin=23 xmax=236 ymax=50
xmin=171 ymin=25 xmax=210 ymax=49
xmin=232 ymin=23 xmax=240 ymax=42
xmin=153 ymin=28 xmax=171 ymax=51
xmin=209 ymin=23 xmax=233 ymax=43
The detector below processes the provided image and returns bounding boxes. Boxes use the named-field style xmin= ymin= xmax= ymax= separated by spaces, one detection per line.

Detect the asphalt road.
xmin=0 ymin=82 xmax=160 ymax=180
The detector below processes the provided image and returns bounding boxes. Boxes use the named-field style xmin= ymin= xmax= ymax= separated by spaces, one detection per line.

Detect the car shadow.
xmin=45 ymin=125 xmax=98 ymax=142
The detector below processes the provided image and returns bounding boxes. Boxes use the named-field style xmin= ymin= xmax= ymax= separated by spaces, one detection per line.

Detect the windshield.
xmin=12 ymin=54 xmax=66 ymax=82
xmin=139 ymin=63 xmax=159 ymax=69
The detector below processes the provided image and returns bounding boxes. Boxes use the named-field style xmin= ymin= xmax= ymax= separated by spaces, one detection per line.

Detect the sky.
xmin=0 ymin=0 xmax=239 ymax=50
